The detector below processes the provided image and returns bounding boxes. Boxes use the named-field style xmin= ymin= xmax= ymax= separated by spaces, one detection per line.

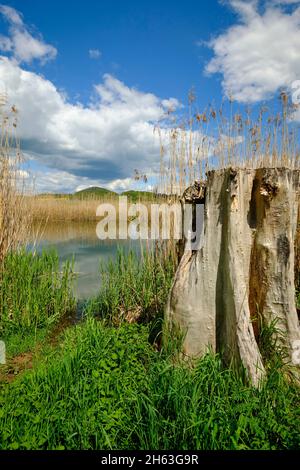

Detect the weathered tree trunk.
xmin=166 ymin=168 xmax=300 ymax=387
xmin=295 ymin=205 xmax=300 ymax=293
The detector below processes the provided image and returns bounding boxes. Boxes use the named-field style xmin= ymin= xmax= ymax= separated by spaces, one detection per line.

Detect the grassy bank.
xmin=0 ymin=318 xmax=299 ymax=450
xmin=0 ymin=247 xmax=299 ymax=450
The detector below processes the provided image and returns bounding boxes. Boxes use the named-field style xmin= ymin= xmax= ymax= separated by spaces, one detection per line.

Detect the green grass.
xmin=0 ymin=248 xmax=299 ymax=450
xmin=3 ymin=327 xmax=50 ymax=358
xmin=0 ymin=250 xmax=75 ymax=351
xmin=86 ymin=247 xmax=175 ymax=327
xmin=0 ymin=318 xmax=299 ymax=450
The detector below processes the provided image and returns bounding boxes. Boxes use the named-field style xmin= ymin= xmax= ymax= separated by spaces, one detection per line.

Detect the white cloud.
xmin=0 ymin=57 xmax=180 ymax=191
xmin=0 ymin=4 xmax=57 ymax=64
xmin=205 ymin=0 xmax=300 ymax=102
xmin=31 ymin=169 xmax=92 ymax=194
xmin=29 ymin=168 xmax=131 ymax=194
xmin=106 ymin=178 xmax=133 ymax=192
xmin=28 ymin=166 xmax=135 ymax=194
xmin=89 ymin=48 xmax=101 ymax=59
xmin=0 ymin=5 xmax=23 ymax=25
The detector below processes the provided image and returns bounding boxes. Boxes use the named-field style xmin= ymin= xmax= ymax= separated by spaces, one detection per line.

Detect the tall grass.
xmin=158 ymin=93 xmax=300 ymax=302
xmin=26 ymin=196 xmax=111 ymax=222
xmin=0 ymin=97 xmax=75 ymax=347
xmin=0 ymin=95 xmax=29 ymax=264
xmin=0 ymin=318 xmax=299 ymax=450
xmin=158 ymin=93 xmax=300 ymax=195
xmin=86 ymin=247 xmax=176 ymax=326
xmin=26 ymin=193 xmax=159 ymax=223
xmin=0 ymin=243 xmax=298 ymax=450
xmin=134 ymin=351 xmax=300 ymax=450
xmin=0 ymin=250 xmax=75 ymax=337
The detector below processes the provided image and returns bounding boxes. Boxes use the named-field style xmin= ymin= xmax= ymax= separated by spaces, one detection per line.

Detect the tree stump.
xmin=295 ymin=205 xmax=300 ymax=292
xmin=166 ymin=168 xmax=300 ymax=387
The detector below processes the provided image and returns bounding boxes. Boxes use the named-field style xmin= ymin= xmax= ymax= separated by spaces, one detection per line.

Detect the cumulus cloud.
xmin=89 ymin=48 xmax=101 ymax=59
xmin=29 ymin=167 xmax=134 ymax=194
xmin=0 ymin=4 xmax=57 ymax=64
xmin=105 ymin=178 xmax=133 ymax=192
xmin=0 ymin=57 xmax=179 ymax=192
xmin=205 ymin=0 xmax=300 ymax=102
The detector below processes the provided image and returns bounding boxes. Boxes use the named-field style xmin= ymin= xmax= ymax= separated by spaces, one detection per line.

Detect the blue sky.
xmin=3 ymin=0 xmax=232 ymax=104
xmin=0 ymin=0 xmax=300 ymax=192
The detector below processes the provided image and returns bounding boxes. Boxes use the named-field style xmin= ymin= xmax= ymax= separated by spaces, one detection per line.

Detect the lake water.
xmin=29 ymin=207 xmax=203 ymax=301
xmin=29 ymin=222 xmax=143 ymax=300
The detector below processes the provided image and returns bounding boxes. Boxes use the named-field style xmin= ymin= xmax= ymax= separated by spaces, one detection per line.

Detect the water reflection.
xmin=28 ymin=221 xmax=143 ymax=300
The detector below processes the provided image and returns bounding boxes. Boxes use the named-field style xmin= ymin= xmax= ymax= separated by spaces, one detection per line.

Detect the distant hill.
xmin=35 ymin=187 xmax=158 ymax=201
xmin=73 ymin=187 xmax=117 ymax=199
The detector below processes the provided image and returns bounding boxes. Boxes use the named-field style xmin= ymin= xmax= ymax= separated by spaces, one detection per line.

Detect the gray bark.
xmin=166 ymin=168 xmax=300 ymax=387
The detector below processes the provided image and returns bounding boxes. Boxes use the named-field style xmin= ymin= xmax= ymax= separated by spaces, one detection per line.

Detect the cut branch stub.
xmin=182 ymin=180 xmax=206 ymax=204
xmin=166 ymin=167 xmax=300 ymax=387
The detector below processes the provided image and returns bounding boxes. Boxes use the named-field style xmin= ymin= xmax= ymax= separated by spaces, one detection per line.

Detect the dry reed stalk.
xmin=26 ymin=196 xmax=105 ymax=222
xmin=0 ymin=95 xmax=30 ymax=265
xmin=26 ymin=195 xmax=157 ymax=224
xmin=158 ymin=92 xmax=300 ymax=197
xmin=155 ymin=93 xmax=300 ymax=270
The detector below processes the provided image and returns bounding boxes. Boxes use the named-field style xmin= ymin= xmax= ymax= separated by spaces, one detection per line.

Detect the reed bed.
xmin=158 ymin=92 xmax=300 ymax=195
xmin=26 ymin=195 xmax=157 ymax=223
xmin=0 ymin=98 xmax=76 ymax=343
xmin=0 ymin=95 xmax=29 ymax=264
xmin=27 ymin=196 xmax=106 ymax=222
